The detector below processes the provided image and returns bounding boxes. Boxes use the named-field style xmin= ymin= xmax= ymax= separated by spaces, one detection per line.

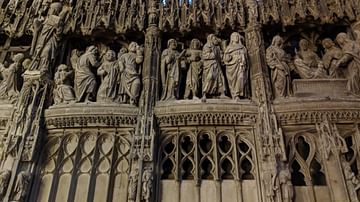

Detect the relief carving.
xmin=97 ymin=50 xmax=119 ymax=103
xmin=321 ymin=38 xmax=344 ymax=78
xmin=12 ymin=171 xmax=31 ymax=201
xmin=184 ymin=39 xmax=203 ymax=99
xmin=142 ymin=166 xmax=153 ymax=202
xmin=342 ymin=161 xmax=360 ymax=202
xmin=0 ymin=169 xmax=11 ymax=200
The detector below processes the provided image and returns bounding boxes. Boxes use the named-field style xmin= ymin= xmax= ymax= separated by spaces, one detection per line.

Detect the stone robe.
xmin=266 ymin=46 xmax=292 ymax=98
xmin=202 ymin=42 xmax=225 ymax=96
xmin=118 ymin=52 xmax=142 ymax=102
xmin=224 ymin=43 xmax=248 ymax=98
xmin=75 ymin=52 xmax=99 ymax=101
xmin=54 ymin=69 xmax=75 ymax=104
xmin=339 ymin=43 xmax=360 ymax=95
xmin=0 ymin=63 xmax=20 ymax=100
xmin=184 ymin=50 xmax=202 ymax=98
xmin=97 ymin=61 xmax=119 ymax=102
xmin=160 ymin=48 xmax=180 ymax=100
xmin=322 ymin=46 xmax=344 ymax=78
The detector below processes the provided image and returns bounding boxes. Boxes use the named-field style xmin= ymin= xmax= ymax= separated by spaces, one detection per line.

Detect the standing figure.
xmin=184 ymin=39 xmax=203 ymax=99
xmin=0 ymin=53 xmax=24 ymax=102
xmin=335 ymin=33 xmax=360 ymax=96
xmin=160 ymin=39 xmax=181 ymax=101
xmin=53 ymin=64 xmax=76 ymax=105
xmin=278 ymin=162 xmax=294 ymax=202
xmin=266 ymin=36 xmax=292 ymax=98
xmin=118 ymin=42 xmax=144 ymax=105
xmin=75 ymin=46 xmax=100 ymax=102
xmin=128 ymin=168 xmax=139 ymax=202
xmin=0 ymin=170 xmax=11 ymax=199
xmin=142 ymin=167 xmax=153 ymax=202
xmin=223 ymin=32 xmax=248 ymax=101
xmin=97 ymin=50 xmax=119 ymax=102
xmin=321 ymin=38 xmax=344 ymax=78
xmin=13 ymin=171 xmax=31 ymax=201
xmin=29 ymin=2 xmax=70 ymax=75
xmin=342 ymin=161 xmax=360 ymax=202
xmin=202 ymin=34 xmax=226 ymax=100
xmin=294 ymin=39 xmax=327 ymax=79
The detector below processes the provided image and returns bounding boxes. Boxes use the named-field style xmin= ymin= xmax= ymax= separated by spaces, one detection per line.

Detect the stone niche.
xmin=293 ymin=79 xmax=350 ymax=98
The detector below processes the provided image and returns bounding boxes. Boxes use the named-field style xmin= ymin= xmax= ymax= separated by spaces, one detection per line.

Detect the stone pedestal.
xmin=293 ymin=79 xmax=350 ymax=97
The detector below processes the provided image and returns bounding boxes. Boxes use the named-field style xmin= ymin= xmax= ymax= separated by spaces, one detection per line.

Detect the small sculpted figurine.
xmin=0 ymin=169 xmax=11 ymax=199
xmin=53 ymin=64 xmax=76 ymax=105
xmin=118 ymin=42 xmax=144 ymax=105
xmin=128 ymin=168 xmax=138 ymax=202
xmin=335 ymin=33 xmax=360 ymax=95
xmin=142 ymin=167 xmax=153 ymax=202
xmin=97 ymin=50 xmax=119 ymax=102
xmin=224 ymin=32 xmax=248 ymax=101
xmin=184 ymin=39 xmax=203 ymax=99
xmin=342 ymin=161 xmax=360 ymax=202
xmin=160 ymin=39 xmax=182 ymax=101
xmin=75 ymin=46 xmax=100 ymax=102
xmin=321 ymin=38 xmax=344 ymax=78
xmin=294 ymin=39 xmax=327 ymax=79
xmin=202 ymin=34 xmax=226 ymax=101
xmin=13 ymin=171 xmax=31 ymax=201
xmin=0 ymin=53 xmax=24 ymax=102
xmin=277 ymin=161 xmax=294 ymax=202
xmin=265 ymin=36 xmax=292 ymax=98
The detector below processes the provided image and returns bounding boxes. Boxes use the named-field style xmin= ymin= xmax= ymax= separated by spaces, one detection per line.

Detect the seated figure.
xmin=53 ymin=64 xmax=76 ymax=105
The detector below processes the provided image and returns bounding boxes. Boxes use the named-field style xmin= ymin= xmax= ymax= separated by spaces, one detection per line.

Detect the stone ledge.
xmin=45 ymin=103 xmax=139 ymax=129
xmin=155 ymin=99 xmax=257 ymax=126
xmin=293 ymin=79 xmax=351 ymax=98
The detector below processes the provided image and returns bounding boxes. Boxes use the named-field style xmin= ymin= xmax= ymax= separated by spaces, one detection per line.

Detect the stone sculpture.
xmin=0 ymin=53 xmax=24 ymax=102
xmin=335 ymin=32 xmax=360 ymax=95
xmin=223 ymin=32 xmax=248 ymax=101
xmin=266 ymin=36 xmax=292 ymax=98
xmin=342 ymin=161 xmax=360 ymax=202
xmin=278 ymin=161 xmax=294 ymax=202
xmin=13 ymin=171 xmax=31 ymax=201
xmin=202 ymin=34 xmax=226 ymax=101
xmin=160 ymin=39 xmax=182 ymax=101
xmin=53 ymin=64 xmax=75 ymax=105
xmin=118 ymin=42 xmax=144 ymax=105
xmin=321 ymin=38 xmax=344 ymax=78
xmin=128 ymin=168 xmax=138 ymax=202
xmin=142 ymin=166 xmax=153 ymax=202
xmin=97 ymin=50 xmax=119 ymax=102
xmin=29 ymin=2 xmax=69 ymax=75
xmin=75 ymin=46 xmax=100 ymax=102
xmin=0 ymin=169 xmax=11 ymax=199
xmin=294 ymin=39 xmax=327 ymax=79
xmin=184 ymin=39 xmax=203 ymax=99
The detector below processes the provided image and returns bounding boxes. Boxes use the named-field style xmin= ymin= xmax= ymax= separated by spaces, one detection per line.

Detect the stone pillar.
xmin=244 ymin=2 xmax=288 ymax=201
xmin=131 ymin=10 xmax=161 ymax=202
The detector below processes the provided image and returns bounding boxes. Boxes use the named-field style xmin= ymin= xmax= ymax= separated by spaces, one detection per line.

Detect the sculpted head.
xmin=168 ymin=39 xmax=177 ymax=50
xmin=322 ymin=38 xmax=335 ymax=49
xmin=190 ymin=39 xmax=201 ymax=50
xmin=336 ymin=33 xmax=349 ymax=47
xmin=49 ymin=2 xmax=62 ymax=15
xmin=299 ymin=39 xmax=310 ymax=51
xmin=13 ymin=53 xmax=25 ymax=63
xmin=129 ymin=42 xmax=138 ymax=53
xmin=271 ymin=35 xmax=283 ymax=48
xmin=230 ymin=32 xmax=241 ymax=44
xmin=105 ymin=50 xmax=116 ymax=61
xmin=57 ymin=64 xmax=69 ymax=73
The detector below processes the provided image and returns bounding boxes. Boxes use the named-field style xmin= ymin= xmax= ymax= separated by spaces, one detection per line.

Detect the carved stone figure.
xmin=0 ymin=53 xmax=24 ymax=102
xmin=224 ymin=32 xmax=248 ymax=101
xmin=75 ymin=46 xmax=100 ymax=102
xmin=202 ymin=34 xmax=226 ymax=100
xmin=335 ymin=32 xmax=360 ymax=95
xmin=29 ymin=2 xmax=69 ymax=75
xmin=321 ymin=38 xmax=344 ymax=78
xmin=278 ymin=161 xmax=294 ymax=202
xmin=97 ymin=50 xmax=119 ymax=102
xmin=53 ymin=64 xmax=75 ymax=105
xmin=263 ymin=163 xmax=276 ymax=202
xmin=128 ymin=168 xmax=139 ymax=202
xmin=142 ymin=166 xmax=153 ymax=202
xmin=160 ymin=39 xmax=182 ymax=101
xmin=0 ymin=169 xmax=11 ymax=199
xmin=184 ymin=39 xmax=202 ymax=99
xmin=13 ymin=171 xmax=31 ymax=201
xmin=118 ymin=42 xmax=144 ymax=105
xmin=70 ymin=49 xmax=82 ymax=70
xmin=266 ymin=36 xmax=292 ymax=98
xmin=342 ymin=161 xmax=360 ymax=202
xmin=294 ymin=39 xmax=328 ymax=79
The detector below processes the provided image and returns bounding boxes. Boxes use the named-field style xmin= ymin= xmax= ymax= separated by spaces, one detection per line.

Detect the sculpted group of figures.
xmin=266 ymin=31 xmax=360 ymax=98
xmin=53 ymin=43 xmax=144 ymax=105
xmin=161 ymin=32 xmax=249 ymax=102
